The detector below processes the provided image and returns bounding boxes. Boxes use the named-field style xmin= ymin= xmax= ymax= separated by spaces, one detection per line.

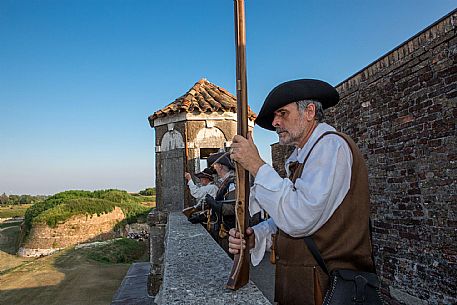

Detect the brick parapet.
xmin=331 ymin=11 xmax=456 ymax=305
xmin=337 ymin=10 xmax=457 ymax=96
xmin=270 ymin=9 xmax=456 ymax=305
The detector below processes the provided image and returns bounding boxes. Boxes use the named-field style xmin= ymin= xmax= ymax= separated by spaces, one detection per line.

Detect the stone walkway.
xmin=155 ymin=213 xmax=271 ymax=304
xmin=250 ymin=256 xmax=275 ymax=303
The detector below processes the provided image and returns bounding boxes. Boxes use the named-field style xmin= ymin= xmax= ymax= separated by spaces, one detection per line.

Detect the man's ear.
xmin=305 ymin=103 xmax=316 ymax=121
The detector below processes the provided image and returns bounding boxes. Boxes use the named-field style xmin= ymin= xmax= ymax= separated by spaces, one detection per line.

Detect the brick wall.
xmin=271 ymin=10 xmax=456 ymax=305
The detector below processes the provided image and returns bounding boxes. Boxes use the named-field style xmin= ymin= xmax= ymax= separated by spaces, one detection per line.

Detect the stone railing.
xmin=152 ymin=212 xmax=271 ymax=305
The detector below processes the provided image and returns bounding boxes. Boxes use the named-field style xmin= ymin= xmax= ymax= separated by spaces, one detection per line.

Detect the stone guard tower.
xmin=148 ymin=79 xmax=256 ymax=212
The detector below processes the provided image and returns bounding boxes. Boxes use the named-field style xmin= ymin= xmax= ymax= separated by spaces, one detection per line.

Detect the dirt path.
xmin=0 ymin=248 xmax=130 ymax=305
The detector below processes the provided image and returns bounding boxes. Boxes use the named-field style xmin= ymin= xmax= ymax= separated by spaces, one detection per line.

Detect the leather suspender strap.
xmin=290 ymin=131 xmax=338 ymax=183
xmin=295 ymin=131 xmax=339 ymax=275
xmin=304 ymin=236 xmax=330 ymax=275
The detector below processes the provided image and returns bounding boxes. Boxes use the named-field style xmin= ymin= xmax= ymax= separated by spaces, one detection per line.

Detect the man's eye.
xmin=274 ymin=111 xmax=286 ymax=118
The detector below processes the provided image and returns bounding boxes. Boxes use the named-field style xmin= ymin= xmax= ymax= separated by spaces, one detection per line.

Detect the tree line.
xmin=0 ymin=188 xmax=156 ymax=205
xmin=0 ymin=193 xmax=48 ymax=205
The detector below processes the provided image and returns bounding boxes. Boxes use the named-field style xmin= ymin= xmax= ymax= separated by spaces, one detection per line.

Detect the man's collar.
xmin=218 ymin=171 xmax=233 ymax=182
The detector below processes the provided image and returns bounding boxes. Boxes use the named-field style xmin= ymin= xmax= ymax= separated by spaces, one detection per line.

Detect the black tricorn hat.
xmin=195 ymin=167 xmax=215 ymax=180
xmin=255 ymin=79 xmax=339 ymax=131
xmin=207 ymin=152 xmax=234 ymax=170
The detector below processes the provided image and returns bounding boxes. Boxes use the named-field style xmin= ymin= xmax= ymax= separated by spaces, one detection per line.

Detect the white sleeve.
xmin=208 ymin=185 xmax=218 ymax=199
xmin=187 ymin=180 xmax=210 ymax=200
xmin=251 ymin=136 xmax=352 ymax=237
xmin=250 ymin=218 xmax=277 ymax=266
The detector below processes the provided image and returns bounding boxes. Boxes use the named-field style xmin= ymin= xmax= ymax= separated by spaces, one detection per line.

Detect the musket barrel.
xmin=226 ymin=0 xmax=250 ymax=290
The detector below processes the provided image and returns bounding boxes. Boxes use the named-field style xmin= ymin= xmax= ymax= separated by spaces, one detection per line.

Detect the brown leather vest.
xmin=274 ymin=131 xmax=374 ymax=305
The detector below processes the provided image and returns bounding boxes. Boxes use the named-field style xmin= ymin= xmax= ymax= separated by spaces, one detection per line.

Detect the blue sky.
xmin=0 ymin=0 xmax=455 ymax=195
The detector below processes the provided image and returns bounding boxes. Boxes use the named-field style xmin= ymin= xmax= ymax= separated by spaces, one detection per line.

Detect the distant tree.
xmin=35 ymin=195 xmax=49 ymax=202
xmin=19 ymin=195 xmax=33 ymax=204
xmin=0 ymin=193 xmax=8 ymax=205
xmin=139 ymin=188 xmax=155 ymax=196
xmin=8 ymin=195 xmax=20 ymax=205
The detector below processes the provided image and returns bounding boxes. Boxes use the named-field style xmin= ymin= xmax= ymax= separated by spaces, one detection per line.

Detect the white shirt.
xmin=187 ymin=180 xmax=218 ymax=206
xmin=217 ymin=171 xmax=236 ymax=193
xmin=249 ymin=123 xmax=353 ymax=266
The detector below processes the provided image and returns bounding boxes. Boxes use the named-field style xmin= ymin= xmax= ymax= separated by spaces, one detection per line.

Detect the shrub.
xmin=139 ymin=188 xmax=155 ymax=196
xmin=23 ymin=189 xmax=151 ymax=235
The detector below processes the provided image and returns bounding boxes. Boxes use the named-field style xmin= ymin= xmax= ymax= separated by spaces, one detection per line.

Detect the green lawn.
xmin=136 ymin=195 xmax=156 ymax=207
xmin=0 ymin=205 xmax=31 ymax=218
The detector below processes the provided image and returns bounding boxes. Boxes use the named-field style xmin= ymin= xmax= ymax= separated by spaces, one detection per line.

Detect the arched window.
xmin=194 ymin=127 xmax=226 ymax=171
xmin=161 ymin=130 xmax=184 ymax=151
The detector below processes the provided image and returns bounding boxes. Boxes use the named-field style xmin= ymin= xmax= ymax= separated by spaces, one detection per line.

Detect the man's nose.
xmin=272 ymin=115 xmax=281 ymax=127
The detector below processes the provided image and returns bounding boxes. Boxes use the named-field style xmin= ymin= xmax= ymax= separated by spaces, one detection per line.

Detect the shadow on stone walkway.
xmin=111 ymin=262 xmax=154 ymax=305
xmin=250 ymin=255 xmax=275 ymax=303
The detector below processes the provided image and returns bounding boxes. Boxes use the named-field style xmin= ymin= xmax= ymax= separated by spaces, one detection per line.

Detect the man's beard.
xmin=276 ymin=127 xmax=304 ymax=146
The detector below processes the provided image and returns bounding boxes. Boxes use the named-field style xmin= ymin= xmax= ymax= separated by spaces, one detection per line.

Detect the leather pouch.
xmin=322 ymin=269 xmax=383 ymax=305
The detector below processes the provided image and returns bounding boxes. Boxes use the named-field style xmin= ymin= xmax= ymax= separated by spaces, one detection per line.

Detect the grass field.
xmin=0 ymin=239 xmax=147 ymax=305
xmin=0 ymin=204 xmax=32 ymax=218
xmin=138 ymin=195 xmax=156 ymax=208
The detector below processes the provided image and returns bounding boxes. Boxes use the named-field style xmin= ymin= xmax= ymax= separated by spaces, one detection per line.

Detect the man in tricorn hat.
xmin=183 ymin=167 xmax=218 ymax=223
xmin=205 ymin=151 xmax=237 ymax=249
xmin=207 ymin=151 xmax=236 ymax=200
xmin=228 ymin=79 xmax=375 ymax=305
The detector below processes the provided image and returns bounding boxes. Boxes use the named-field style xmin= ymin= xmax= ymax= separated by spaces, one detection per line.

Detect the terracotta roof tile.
xmin=149 ymin=79 xmax=257 ymax=123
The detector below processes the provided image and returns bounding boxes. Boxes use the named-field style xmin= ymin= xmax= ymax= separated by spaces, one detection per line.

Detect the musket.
xmin=226 ymin=0 xmax=250 ymax=290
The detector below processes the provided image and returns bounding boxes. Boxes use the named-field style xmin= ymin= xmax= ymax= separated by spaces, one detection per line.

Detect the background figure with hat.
xmin=205 ymin=151 xmax=237 ymax=253
xmin=183 ymin=167 xmax=218 ymax=224
xmin=229 ymin=79 xmax=376 ymax=304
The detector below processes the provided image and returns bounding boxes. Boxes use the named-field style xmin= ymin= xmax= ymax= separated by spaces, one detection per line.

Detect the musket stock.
xmin=226 ymin=0 xmax=250 ymax=290
xmin=182 ymin=206 xmax=195 ymax=218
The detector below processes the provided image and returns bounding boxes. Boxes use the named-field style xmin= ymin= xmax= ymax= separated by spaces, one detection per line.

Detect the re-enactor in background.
xmin=229 ymin=79 xmax=375 ymax=305
xmin=206 ymin=152 xmax=236 ymax=245
xmin=184 ymin=168 xmax=218 ymax=223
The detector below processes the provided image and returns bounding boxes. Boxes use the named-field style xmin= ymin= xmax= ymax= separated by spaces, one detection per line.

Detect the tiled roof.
xmin=149 ymin=79 xmax=257 ymax=123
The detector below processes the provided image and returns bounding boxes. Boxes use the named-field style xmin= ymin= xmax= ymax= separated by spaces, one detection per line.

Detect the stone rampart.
xmin=19 ymin=207 xmax=125 ymax=257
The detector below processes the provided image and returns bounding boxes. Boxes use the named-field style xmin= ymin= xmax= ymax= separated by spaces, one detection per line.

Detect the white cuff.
xmin=250 ymin=226 xmax=267 ymax=266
